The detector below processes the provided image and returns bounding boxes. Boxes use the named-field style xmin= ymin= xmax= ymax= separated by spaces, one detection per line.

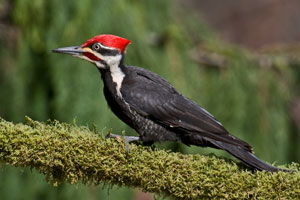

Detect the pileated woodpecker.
xmin=53 ymin=34 xmax=286 ymax=172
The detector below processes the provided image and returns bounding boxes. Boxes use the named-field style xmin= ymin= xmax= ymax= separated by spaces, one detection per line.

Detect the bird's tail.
xmin=211 ymin=141 xmax=289 ymax=172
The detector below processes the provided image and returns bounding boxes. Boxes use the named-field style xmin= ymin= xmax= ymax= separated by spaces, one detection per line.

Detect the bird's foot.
xmin=106 ymin=133 xmax=140 ymax=153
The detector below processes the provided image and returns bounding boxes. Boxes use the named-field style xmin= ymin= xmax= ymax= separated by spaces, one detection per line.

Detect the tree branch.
xmin=0 ymin=117 xmax=299 ymax=199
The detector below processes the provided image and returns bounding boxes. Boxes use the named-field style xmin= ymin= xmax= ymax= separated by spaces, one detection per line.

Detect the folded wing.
xmin=121 ymin=66 xmax=252 ymax=152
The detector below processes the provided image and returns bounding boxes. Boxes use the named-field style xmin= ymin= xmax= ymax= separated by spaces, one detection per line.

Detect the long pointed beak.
xmin=52 ymin=46 xmax=84 ymax=56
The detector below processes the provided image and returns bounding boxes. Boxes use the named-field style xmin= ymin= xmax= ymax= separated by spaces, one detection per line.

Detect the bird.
xmin=52 ymin=34 xmax=288 ymax=172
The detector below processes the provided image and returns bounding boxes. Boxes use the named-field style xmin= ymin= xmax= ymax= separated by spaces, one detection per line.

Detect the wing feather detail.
xmin=121 ymin=66 xmax=252 ymax=151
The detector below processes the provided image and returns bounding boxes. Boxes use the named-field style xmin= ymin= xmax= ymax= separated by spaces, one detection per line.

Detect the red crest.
xmin=82 ymin=34 xmax=131 ymax=53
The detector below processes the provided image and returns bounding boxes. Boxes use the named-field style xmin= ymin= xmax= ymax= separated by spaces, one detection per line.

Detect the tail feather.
xmin=212 ymin=141 xmax=289 ymax=172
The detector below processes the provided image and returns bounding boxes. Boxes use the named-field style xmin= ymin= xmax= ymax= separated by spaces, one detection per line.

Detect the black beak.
xmin=52 ymin=46 xmax=84 ymax=56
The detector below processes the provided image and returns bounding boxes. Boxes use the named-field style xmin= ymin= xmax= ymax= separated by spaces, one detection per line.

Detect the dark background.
xmin=0 ymin=0 xmax=300 ymax=199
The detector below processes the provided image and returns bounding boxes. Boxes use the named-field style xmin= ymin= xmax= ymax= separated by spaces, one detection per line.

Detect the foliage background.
xmin=0 ymin=0 xmax=299 ymax=199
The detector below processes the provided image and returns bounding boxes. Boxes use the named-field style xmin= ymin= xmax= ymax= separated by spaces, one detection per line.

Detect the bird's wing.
xmin=121 ymin=66 xmax=252 ymax=150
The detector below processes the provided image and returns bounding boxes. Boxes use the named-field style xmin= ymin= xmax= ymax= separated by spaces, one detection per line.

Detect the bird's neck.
xmin=98 ymin=58 xmax=127 ymax=98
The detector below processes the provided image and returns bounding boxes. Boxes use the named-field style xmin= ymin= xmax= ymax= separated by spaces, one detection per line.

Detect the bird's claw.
xmin=106 ymin=133 xmax=140 ymax=153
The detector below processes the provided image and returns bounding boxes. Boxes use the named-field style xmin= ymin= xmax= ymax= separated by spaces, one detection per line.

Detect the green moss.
xmin=0 ymin=117 xmax=299 ymax=199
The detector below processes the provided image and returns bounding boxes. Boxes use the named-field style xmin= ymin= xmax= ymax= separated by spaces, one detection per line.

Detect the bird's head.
xmin=52 ymin=34 xmax=131 ymax=69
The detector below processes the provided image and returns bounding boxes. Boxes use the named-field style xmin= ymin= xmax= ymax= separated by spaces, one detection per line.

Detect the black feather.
xmin=121 ymin=66 xmax=252 ymax=150
xmin=101 ymin=65 xmax=287 ymax=172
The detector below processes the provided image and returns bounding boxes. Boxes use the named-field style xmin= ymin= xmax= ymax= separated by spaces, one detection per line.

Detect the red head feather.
xmin=82 ymin=34 xmax=131 ymax=53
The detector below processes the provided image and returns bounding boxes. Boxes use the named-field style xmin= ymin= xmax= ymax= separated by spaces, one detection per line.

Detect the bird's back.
xmin=121 ymin=66 xmax=253 ymax=152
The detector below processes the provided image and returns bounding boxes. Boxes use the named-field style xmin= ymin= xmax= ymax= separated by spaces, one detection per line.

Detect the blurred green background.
xmin=0 ymin=0 xmax=300 ymax=199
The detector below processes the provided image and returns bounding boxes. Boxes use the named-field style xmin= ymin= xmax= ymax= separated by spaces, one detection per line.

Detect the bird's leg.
xmin=106 ymin=133 xmax=140 ymax=153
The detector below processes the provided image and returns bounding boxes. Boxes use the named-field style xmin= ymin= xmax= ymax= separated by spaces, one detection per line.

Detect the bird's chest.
xmin=101 ymin=71 xmax=180 ymax=143
xmin=103 ymin=86 xmax=178 ymax=143
xmin=102 ymin=81 xmax=133 ymax=123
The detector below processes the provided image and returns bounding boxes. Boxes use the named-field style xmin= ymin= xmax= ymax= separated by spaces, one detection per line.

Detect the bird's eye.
xmin=92 ymin=43 xmax=101 ymax=51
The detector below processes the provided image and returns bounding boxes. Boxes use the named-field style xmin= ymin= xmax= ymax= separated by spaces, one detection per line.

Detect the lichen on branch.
xmin=0 ymin=117 xmax=299 ymax=199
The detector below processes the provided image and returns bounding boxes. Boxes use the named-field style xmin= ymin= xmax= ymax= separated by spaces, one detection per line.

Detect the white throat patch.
xmin=82 ymin=48 xmax=125 ymax=97
xmin=98 ymin=54 xmax=125 ymax=97
xmin=109 ymin=57 xmax=125 ymax=97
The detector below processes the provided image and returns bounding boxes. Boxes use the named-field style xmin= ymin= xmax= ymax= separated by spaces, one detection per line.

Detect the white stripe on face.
xmin=82 ymin=47 xmax=125 ymax=97
xmin=109 ymin=56 xmax=125 ymax=97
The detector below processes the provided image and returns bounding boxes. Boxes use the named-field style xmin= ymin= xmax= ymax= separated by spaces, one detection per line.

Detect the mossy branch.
xmin=0 ymin=117 xmax=299 ymax=199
